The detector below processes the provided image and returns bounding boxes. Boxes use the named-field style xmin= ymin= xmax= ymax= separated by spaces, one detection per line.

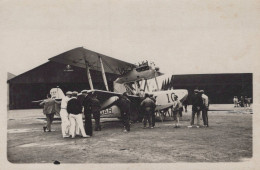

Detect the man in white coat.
xmin=200 ymin=90 xmax=209 ymax=127
xmin=60 ymin=91 xmax=72 ymax=138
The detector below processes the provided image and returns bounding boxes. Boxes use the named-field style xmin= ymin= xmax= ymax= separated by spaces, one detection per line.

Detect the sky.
xmin=1 ymin=0 xmax=260 ymax=76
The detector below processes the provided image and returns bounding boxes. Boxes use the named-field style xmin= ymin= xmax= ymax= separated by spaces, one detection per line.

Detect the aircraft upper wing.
xmin=48 ymin=47 xmax=136 ymax=75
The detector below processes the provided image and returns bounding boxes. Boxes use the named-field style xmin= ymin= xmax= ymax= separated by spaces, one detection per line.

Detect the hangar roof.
xmin=7 ymin=61 xmax=119 ymax=84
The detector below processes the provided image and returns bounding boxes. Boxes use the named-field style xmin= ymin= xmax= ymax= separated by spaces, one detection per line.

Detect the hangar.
xmin=7 ymin=47 xmax=253 ymax=109
xmin=162 ymin=73 xmax=252 ymax=104
xmin=7 ymin=61 xmax=119 ymax=109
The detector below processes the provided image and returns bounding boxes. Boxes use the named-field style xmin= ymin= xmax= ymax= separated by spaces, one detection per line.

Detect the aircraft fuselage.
xmin=100 ymin=89 xmax=188 ymax=119
xmin=115 ymin=68 xmax=158 ymax=84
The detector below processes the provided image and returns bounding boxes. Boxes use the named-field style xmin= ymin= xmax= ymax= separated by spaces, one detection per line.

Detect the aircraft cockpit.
xmin=136 ymin=61 xmax=159 ymax=72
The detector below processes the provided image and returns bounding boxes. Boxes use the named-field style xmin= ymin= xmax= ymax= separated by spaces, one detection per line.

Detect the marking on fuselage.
xmin=171 ymin=93 xmax=175 ymax=102
xmin=100 ymin=108 xmax=113 ymax=115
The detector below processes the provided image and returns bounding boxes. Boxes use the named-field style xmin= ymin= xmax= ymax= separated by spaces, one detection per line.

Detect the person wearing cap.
xmin=59 ymin=91 xmax=72 ymax=138
xmin=246 ymin=97 xmax=251 ymax=107
xmin=116 ymin=92 xmax=131 ymax=132
xmin=140 ymin=93 xmax=155 ymax=128
xmin=200 ymin=90 xmax=209 ymax=127
xmin=188 ymin=89 xmax=203 ymax=128
xmin=239 ymin=96 xmax=245 ymax=107
xmin=178 ymin=98 xmax=183 ymax=120
xmin=91 ymin=94 xmax=101 ymax=131
xmin=40 ymin=94 xmax=56 ymax=132
xmin=244 ymin=96 xmax=248 ymax=107
xmin=172 ymin=95 xmax=181 ymax=128
xmin=67 ymin=91 xmax=89 ymax=138
xmin=233 ymin=96 xmax=238 ymax=107
xmin=82 ymin=91 xmax=94 ymax=136
xmin=83 ymin=92 xmax=101 ymax=133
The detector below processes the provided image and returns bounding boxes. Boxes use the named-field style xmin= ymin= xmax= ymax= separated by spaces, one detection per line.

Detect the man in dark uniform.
xmin=140 ymin=93 xmax=155 ymax=128
xmin=116 ymin=92 xmax=131 ymax=132
xmin=244 ymin=96 xmax=248 ymax=107
xmin=82 ymin=90 xmax=93 ymax=136
xmin=90 ymin=94 xmax=101 ymax=131
xmin=188 ymin=89 xmax=203 ymax=128
xmin=82 ymin=91 xmax=102 ymax=135
xmin=149 ymin=94 xmax=156 ymax=128
xmin=240 ymin=96 xmax=245 ymax=107
xmin=200 ymin=90 xmax=209 ymax=127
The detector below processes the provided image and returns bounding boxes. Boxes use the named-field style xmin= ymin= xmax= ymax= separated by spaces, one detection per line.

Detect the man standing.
xmin=116 ymin=92 xmax=131 ymax=132
xmin=67 ymin=91 xmax=89 ymax=138
xmin=188 ymin=89 xmax=203 ymax=128
xmin=246 ymin=97 xmax=251 ymax=107
xmin=178 ymin=99 xmax=183 ymax=120
xmin=59 ymin=91 xmax=72 ymax=138
xmin=240 ymin=96 xmax=245 ymax=107
xmin=233 ymin=96 xmax=238 ymax=107
xmin=91 ymin=94 xmax=101 ymax=131
xmin=82 ymin=90 xmax=94 ymax=136
xmin=40 ymin=94 xmax=56 ymax=132
xmin=150 ymin=94 xmax=156 ymax=128
xmin=172 ymin=95 xmax=181 ymax=128
xmin=140 ymin=93 xmax=155 ymax=129
xmin=244 ymin=96 xmax=248 ymax=107
xmin=200 ymin=90 xmax=209 ymax=127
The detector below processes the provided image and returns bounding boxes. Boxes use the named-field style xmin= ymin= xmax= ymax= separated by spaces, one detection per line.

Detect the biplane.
xmin=35 ymin=47 xmax=188 ymax=121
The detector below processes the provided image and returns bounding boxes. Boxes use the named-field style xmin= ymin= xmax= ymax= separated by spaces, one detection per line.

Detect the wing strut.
xmin=144 ymin=79 xmax=150 ymax=92
xmin=154 ymin=72 xmax=159 ymax=91
xmin=83 ymin=56 xmax=94 ymax=90
xmin=99 ymin=55 xmax=109 ymax=91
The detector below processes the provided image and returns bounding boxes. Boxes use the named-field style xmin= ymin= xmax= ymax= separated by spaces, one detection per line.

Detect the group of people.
xmin=233 ymin=96 xmax=251 ymax=107
xmin=188 ymin=89 xmax=209 ymax=128
xmin=140 ymin=92 xmax=186 ymax=129
xmin=40 ymin=90 xmax=102 ymax=138
xmin=39 ymin=88 xmax=210 ymax=139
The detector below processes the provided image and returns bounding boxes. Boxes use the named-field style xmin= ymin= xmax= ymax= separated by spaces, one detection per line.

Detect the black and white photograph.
xmin=1 ymin=0 xmax=260 ymax=169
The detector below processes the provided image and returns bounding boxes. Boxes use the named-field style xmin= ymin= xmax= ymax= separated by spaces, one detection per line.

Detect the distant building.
xmin=7 ymin=73 xmax=16 ymax=110
xmin=7 ymin=61 xmax=118 ymax=109
xmin=162 ymin=73 xmax=252 ymax=104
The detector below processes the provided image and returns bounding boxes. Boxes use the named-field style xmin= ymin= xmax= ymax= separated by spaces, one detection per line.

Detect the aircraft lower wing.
xmin=77 ymin=89 xmax=140 ymax=111
xmin=155 ymin=104 xmax=173 ymax=112
xmin=32 ymin=100 xmax=44 ymax=103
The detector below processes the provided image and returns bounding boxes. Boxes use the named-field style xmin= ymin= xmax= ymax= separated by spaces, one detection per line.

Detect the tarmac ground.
xmin=7 ymin=104 xmax=252 ymax=163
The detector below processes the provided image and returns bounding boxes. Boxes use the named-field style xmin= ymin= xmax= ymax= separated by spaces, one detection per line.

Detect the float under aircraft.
xmin=37 ymin=47 xmax=188 ymax=121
